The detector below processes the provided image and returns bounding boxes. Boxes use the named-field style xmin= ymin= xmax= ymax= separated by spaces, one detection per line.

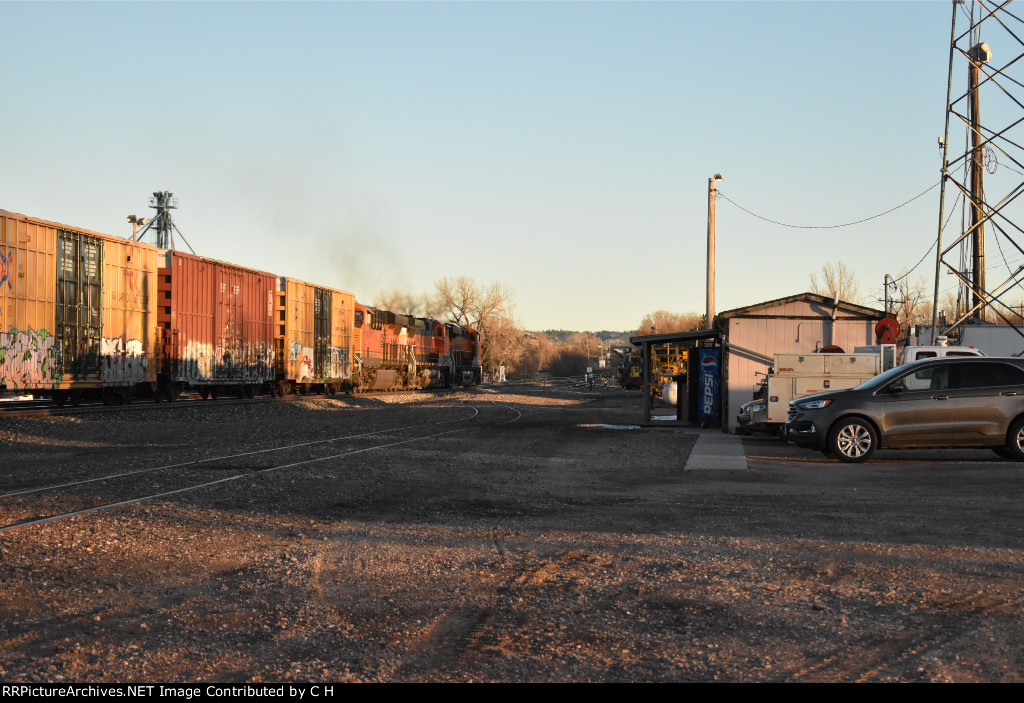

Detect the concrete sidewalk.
xmin=683 ymin=430 xmax=748 ymax=471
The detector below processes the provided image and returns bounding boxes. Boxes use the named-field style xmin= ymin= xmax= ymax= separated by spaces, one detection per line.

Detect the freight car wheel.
xmin=245 ymin=385 xmax=255 ymax=399
xmin=199 ymin=389 xmax=210 ymax=400
xmin=70 ymin=393 xmax=82 ymax=407
xmin=53 ymin=392 xmax=68 ymax=408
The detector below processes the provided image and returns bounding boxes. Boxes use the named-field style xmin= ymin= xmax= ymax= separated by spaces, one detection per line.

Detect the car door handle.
xmin=931 ymin=395 xmax=949 ymax=400
xmin=1001 ymin=391 xmax=1018 ymax=396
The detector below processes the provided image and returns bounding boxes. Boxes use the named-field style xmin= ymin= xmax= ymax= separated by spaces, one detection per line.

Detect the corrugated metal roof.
xmin=717 ymin=292 xmax=884 ymax=320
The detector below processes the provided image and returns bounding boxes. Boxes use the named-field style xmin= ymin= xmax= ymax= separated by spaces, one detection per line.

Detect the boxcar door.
xmin=57 ymin=230 xmax=103 ymax=379
xmin=314 ymin=288 xmax=331 ymax=380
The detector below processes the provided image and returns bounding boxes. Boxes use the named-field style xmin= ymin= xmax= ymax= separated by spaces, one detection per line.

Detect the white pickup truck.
xmin=736 ymin=344 xmax=984 ymax=436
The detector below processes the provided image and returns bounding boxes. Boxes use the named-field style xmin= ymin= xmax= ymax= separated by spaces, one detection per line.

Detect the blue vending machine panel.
xmin=697 ymin=348 xmax=721 ymax=425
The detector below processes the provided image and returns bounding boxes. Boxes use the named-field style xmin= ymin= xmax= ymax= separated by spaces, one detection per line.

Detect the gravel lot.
xmin=1 ymin=382 xmax=1022 ymax=682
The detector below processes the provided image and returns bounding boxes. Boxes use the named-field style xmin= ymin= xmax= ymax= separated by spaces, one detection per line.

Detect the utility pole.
xmin=706 ymin=174 xmax=723 ymax=331
xmin=968 ymin=41 xmax=991 ymax=321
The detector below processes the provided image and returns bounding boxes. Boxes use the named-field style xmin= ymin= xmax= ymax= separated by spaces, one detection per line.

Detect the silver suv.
xmin=786 ymin=357 xmax=1024 ymax=463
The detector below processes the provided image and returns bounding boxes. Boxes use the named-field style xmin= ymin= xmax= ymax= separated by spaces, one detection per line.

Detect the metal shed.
xmin=715 ymin=292 xmax=884 ymax=433
xmin=628 ymin=329 xmax=723 ymax=425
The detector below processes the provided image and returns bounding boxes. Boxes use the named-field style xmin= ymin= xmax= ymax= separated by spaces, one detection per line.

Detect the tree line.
xmin=375 ymin=276 xmax=703 ymax=378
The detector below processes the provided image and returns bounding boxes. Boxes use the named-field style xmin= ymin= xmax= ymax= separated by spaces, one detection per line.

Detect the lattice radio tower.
xmin=130 ymin=191 xmax=195 ymax=253
xmin=932 ymin=0 xmax=1024 ymax=342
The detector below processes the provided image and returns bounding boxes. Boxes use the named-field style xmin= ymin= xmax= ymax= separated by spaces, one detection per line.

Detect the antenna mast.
xmin=932 ymin=0 xmax=1024 ymax=342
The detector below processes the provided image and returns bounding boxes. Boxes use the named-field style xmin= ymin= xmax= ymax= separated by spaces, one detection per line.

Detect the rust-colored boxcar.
xmin=1 ymin=208 xmax=159 ymax=403
xmin=276 ymin=277 xmax=355 ymax=394
xmin=157 ymin=251 xmax=276 ymax=399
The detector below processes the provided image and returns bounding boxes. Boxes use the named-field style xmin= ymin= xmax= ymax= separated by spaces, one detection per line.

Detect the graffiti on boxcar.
xmin=207 ymin=342 xmax=275 ymax=382
xmin=0 ymin=250 xmax=11 ymax=291
xmin=0 ymin=327 xmax=61 ymax=389
xmin=101 ymin=337 xmax=147 ymax=383
xmin=181 ymin=340 xmax=214 ymax=381
xmin=176 ymin=340 xmax=275 ymax=384
xmin=288 ymin=340 xmax=314 ymax=381
xmin=329 ymin=347 xmax=350 ymax=379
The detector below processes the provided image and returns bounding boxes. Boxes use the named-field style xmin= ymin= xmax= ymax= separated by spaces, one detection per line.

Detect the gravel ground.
xmin=0 ymin=382 xmax=1022 ymax=682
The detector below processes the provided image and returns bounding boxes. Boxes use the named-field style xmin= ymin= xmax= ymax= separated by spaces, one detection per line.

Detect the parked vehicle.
xmin=786 ymin=357 xmax=1024 ymax=462
xmin=741 ymin=344 xmax=985 ymax=437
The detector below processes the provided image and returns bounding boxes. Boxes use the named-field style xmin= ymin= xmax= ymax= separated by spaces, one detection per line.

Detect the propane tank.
xmin=662 ymin=381 xmax=677 ymax=406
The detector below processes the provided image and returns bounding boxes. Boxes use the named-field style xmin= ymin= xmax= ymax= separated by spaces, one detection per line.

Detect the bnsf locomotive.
xmin=0 ymin=207 xmax=481 ymax=404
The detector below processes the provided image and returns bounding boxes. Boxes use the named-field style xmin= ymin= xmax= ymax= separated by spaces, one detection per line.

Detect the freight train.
xmin=0 ymin=207 xmax=481 ymax=404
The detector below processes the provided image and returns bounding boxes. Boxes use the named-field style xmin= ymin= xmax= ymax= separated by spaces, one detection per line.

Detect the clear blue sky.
xmin=0 ymin=1 xmax=981 ymax=331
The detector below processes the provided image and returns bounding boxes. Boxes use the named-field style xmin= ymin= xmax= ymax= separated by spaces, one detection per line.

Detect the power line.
xmin=717 ymin=179 xmax=941 ymax=230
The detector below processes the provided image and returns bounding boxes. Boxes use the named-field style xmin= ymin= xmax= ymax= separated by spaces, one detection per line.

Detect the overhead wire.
xmin=716 ymin=179 xmax=942 ymax=230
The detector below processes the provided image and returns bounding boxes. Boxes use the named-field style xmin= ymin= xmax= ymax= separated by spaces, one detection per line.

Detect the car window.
xmin=898 ymin=365 xmax=951 ymax=392
xmin=959 ymin=361 xmax=1024 ymax=388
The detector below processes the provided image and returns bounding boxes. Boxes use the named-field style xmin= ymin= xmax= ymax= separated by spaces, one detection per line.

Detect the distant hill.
xmin=536 ymin=329 xmax=631 ymax=343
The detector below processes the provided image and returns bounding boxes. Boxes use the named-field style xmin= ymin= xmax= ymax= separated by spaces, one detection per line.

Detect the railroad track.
xmin=0 ymin=400 xmax=521 ymax=534
xmin=0 ymin=387 xmax=465 ymax=419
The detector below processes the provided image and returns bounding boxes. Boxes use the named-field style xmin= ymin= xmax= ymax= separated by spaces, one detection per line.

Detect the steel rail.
xmin=0 ymin=402 xmax=480 ymax=498
xmin=0 ymin=402 xmax=520 ymax=534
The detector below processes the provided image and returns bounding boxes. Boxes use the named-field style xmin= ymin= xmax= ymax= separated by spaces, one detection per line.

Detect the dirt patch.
xmin=0 ymin=385 xmax=1022 ymax=682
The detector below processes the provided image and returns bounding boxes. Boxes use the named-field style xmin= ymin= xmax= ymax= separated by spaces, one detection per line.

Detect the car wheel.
xmin=1004 ymin=417 xmax=1024 ymax=461
xmin=828 ymin=418 xmax=877 ymax=463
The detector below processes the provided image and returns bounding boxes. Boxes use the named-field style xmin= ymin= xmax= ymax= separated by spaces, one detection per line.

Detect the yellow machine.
xmin=650 ymin=343 xmax=687 ymax=396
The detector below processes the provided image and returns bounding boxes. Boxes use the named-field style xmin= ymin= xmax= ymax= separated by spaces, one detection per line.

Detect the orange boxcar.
xmin=276 ymin=277 xmax=355 ymax=394
xmin=1 ymin=208 xmax=159 ymax=404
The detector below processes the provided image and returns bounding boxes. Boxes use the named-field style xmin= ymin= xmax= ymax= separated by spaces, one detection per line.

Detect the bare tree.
xmin=435 ymin=275 xmax=520 ymax=373
xmin=810 ymin=261 xmax=862 ymax=304
xmin=435 ymin=276 xmax=514 ymax=332
xmin=483 ymin=315 xmax=531 ymax=374
xmin=886 ymin=271 xmax=931 ymax=340
xmin=635 ymin=310 xmax=703 ymax=337
xmin=436 ymin=276 xmax=479 ymax=327
xmin=530 ymin=332 xmax=559 ymax=372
